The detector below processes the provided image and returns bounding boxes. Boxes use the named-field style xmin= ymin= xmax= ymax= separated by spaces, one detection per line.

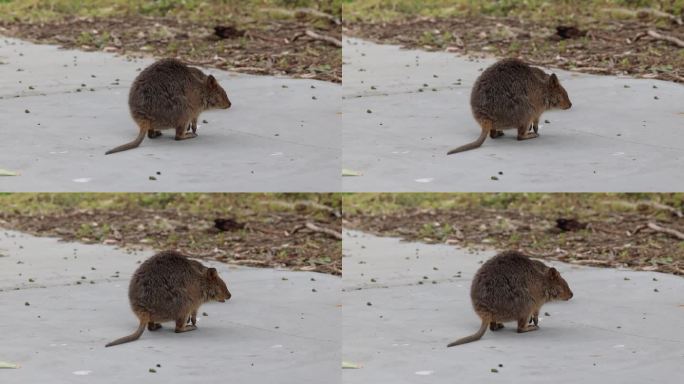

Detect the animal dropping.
xmin=105 ymin=59 xmax=231 ymax=155
xmin=447 ymin=251 xmax=573 ymax=347
xmin=105 ymin=251 xmax=231 ymax=347
xmin=447 ymin=59 xmax=572 ymax=155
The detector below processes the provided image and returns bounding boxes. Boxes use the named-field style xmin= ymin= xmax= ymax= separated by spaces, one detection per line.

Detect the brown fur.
xmin=447 ymin=59 xmax=572 ymax=155
xmin=105 ymin=59 xmax=232 ymax=155
xmin=447 ymin=251 xmax=573 ymax=347
xmin=105 ymin=251 xmax=231 ymax=347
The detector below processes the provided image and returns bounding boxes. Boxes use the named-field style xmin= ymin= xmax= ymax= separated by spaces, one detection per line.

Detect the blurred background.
xmin=0 ymin=193 xmax=342 ymax=274
xmin=0 ymin=0 xmax=342 ymax=82
xmin=343 ymin=0 xmax=683 ymax=83
xmin=343 ymin=193 xmax=684 ymax=276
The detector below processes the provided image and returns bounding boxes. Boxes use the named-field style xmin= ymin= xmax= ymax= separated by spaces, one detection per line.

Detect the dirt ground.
xmin=0 ymin=12 xmax=341 ymax=82
xmin=343 ymin=196 xmax=684 ymax=276
xmin=0 ymin=195 xmax=342 ymax=275
xmin=345 ymin=12 xmax=684 ymax=83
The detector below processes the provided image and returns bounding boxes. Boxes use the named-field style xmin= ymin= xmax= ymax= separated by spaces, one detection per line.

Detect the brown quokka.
xmin=447 ymin=251 xmax=573 ymax=347
xmin=105 ymin=59 xmax=232 ymax=155
xmin=105 ymin=251 xmax=231 ymax=347
xmin=447 ymin=59 xmax=572 ymax=155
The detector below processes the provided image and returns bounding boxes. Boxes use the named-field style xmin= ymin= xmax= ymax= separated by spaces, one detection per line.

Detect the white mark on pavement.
xmin=72 ymin=178 xmax=92 ymax=183
xmin=612 ymin=152 xmax=625 ymax=156
xmin=415 ymin=178 xmax=434 ymax=183
xmin=271 ymin=344 xmax=284 ymax=349
xmin=415 ymin=370 xmax=434 ymax=376
xmin=613 ymin=344 xmax=625 ymax=348
xmin=73 ymin=370 xmax=92 ymax=376
xmin=270 ymin=152 xmax=283 ymax=156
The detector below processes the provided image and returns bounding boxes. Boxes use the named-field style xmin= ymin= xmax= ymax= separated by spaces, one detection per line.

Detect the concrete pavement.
xmin=342 ymin=37 xmax=684 ymax=192
xmin=342 ymin=230 xmax=684 ymax=384
xmin=0 ymin=229 xmax=341 ymax=384
xmin=0 ymin=37 xmax=340 ymax=192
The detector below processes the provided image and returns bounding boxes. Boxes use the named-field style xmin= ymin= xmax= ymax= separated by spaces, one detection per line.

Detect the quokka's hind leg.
xmin=175 ymin=125 xmax=197 ymax=141
xmin=517 ymin=125 xmax=539 ymax=141
xmin=490 ymin=322 xmax=504 ymax=331
xmin=175 ymin=317 xmax=197 ymax=333
xmin=490 ymin=130 xmax=504 ymax=139
xmin=517 ymin=317 xmax=539 ymax=333
xmin=148 ymin=129 xmax=162 ymax=139
xmin=148 ymin=322 xmax=162 ymax=331
xmin=529 ymin=309 xmax=540 ymax=325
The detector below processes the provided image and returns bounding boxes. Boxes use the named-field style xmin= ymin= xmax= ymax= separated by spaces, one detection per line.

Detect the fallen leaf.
xmin=0 ymin=361 xmax=19 ymax=369
xmin=0 ymin=168 xmax=18 ymax=176
xmin=342 ymin=361 xmax=362 ymax=369
xmin=342 ymin=169 xmax=363 ymax=176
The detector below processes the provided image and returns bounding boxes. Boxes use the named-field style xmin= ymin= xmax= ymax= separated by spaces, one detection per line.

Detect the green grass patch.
xmin=343 ymin=0 xmax=683 ymax=22
xmin=0 ymin=0 xmax=342 ymax=22
xmin=343 ymin=193 xmax=684 ymax=216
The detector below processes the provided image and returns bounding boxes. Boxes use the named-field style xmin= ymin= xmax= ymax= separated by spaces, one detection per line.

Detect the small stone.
xmin=202 ymin=312 xmax=208 ymax=316
xmin=149 ymin=176 xmax=157 ymax=181
xmin=544 ymin=312 xmax=550 ymax=316
xmin=498 ymin=364 xmax=503 ymax=367
xmin=202 ymin=120 xmax=208 ymax=124
xmin=149 ymin=368 xmax=157 ymax=373
xmin=491 ymin=176 xmax=499 ymax=181
xmin=491 ymin=368 xmax=499 ymax=373
xmin=311 ymin=288 xmax=317 ymax=292
xmin=654 ymin=288 xmax=659 ymax=292
xmin=366 ymin=109 xmax=372 ymax=114
xmin=366 ymin=302 xmax=372 ymax=306
xmin=544 ymin=119 xmax=550 ymax=123
xmin=654 ymin=96 xmax=659 ymax=100
xmin=24 ymin=109 xmax=30 ymax=113
xmin=623 ymin=277 xmax=630 ymax=280
xmin=623 ymin=85 xmax=630 ymax=88
xmin=24 ymin=302 xmax=30 ymax=306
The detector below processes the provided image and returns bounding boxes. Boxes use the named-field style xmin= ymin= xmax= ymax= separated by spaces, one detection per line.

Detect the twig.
xmin=295 ymin=8 xmax=341 ymax=25
xmin=647 ymin=30 xmax=684 ymax=48
xmin=602 ymin=200 xmax=683 ymax=217
xmin=261 ymin=200 xmax=339 ymax=216
xmin=300 ymin=30 xmax=342 ymax=48
xmin=305 ymin=222 xmax=342 ymax=240
xmin=264 ymin=7 xmax=341 ymax=25
xmin=647 ymin=222 xmax=684 ymax=240
xmin=230 ymin=259 xmax=271 ymax=266
xmin=603 ymin=7 xmax=683 ymax=25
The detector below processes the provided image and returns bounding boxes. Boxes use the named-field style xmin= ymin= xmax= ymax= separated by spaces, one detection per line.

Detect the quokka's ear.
xmin=207 ymin=267 xmax=219 ymax=278
xmin=207 ymin=75 xmax=219 ymax=88
xmin=547 ymin=267 xmax=560 ymax=279
xmin=549 ymin=73 xmax=559 ymax=86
